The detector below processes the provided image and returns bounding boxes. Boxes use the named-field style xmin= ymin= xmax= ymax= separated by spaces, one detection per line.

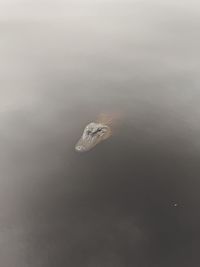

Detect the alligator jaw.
xmin=75 ymin=122 xmax=111 ymax=152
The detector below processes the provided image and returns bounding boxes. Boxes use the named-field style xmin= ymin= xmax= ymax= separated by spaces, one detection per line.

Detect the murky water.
xmin=0 ymin=1 xmax=200 ymax=266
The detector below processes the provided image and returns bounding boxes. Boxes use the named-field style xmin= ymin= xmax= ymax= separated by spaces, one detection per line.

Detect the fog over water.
xmin=0 ymin=1 xmax=200 ymax=266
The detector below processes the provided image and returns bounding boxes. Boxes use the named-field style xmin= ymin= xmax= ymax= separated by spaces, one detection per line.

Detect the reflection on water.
xmin=0 ymin=0 xmax=200 ymax=266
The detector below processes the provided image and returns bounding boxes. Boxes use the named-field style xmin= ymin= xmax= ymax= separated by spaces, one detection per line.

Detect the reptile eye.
xmin=87 ymin=130 xmax=92 ymax=135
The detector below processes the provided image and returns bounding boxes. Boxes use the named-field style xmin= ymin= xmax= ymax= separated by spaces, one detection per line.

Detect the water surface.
xmin=0 ymin=1 xmax=200 ymax=266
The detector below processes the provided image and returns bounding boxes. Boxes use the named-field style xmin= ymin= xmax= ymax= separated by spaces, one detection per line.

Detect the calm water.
xmin=0 ymin=1 xmax=200 ymax=266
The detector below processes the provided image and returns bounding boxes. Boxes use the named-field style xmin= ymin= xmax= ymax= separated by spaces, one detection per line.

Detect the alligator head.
xmin=75 ymin=122 xmax=111 ymax=152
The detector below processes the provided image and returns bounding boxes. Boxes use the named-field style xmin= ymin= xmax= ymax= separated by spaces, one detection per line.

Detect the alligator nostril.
xmin=76 ymin=146 xmax=82 ymax=151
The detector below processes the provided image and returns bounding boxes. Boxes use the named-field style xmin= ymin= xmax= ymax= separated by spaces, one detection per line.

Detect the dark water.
xmin=1 ymin=1 xmax=200 ymax=266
